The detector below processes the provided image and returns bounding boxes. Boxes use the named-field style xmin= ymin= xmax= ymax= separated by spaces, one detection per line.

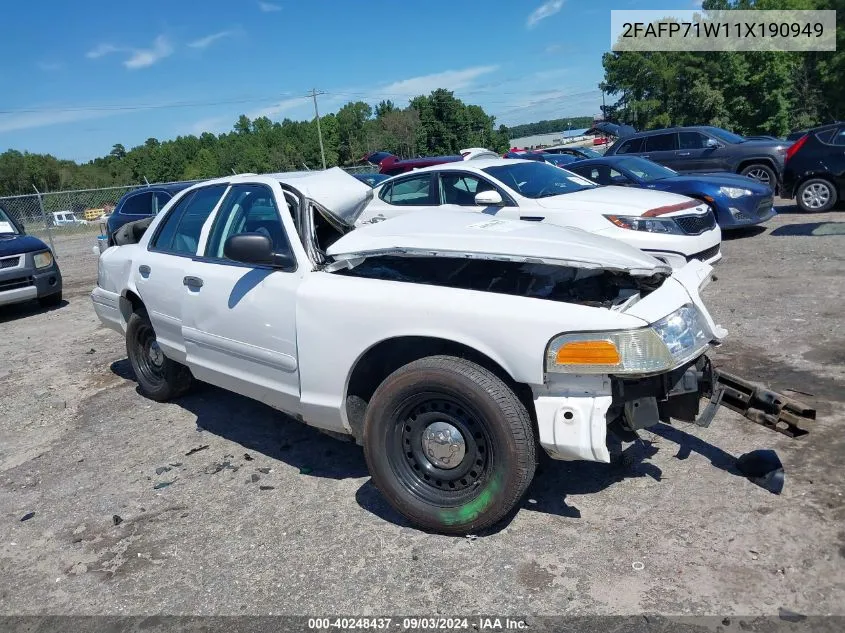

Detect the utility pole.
xmin=309 ymin=88 xmax=327 ymax=170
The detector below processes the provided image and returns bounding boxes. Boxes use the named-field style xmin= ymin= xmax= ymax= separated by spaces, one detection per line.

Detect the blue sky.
xmin=0 ymin=0 xmax=702 ymax=162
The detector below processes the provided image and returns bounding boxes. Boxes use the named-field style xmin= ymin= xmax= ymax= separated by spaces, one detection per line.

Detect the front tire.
xmin=796 ymin=178 xmax=837 ymax=213
xmin=363 ymin=355 xmax=537 ymax=535
xmin=740 ymin=163 xmax=777 ymax=190
xmin=126 ymin=309 xmax=192 ymax=402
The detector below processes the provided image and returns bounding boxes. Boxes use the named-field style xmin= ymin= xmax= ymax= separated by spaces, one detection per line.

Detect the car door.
xmin=437 ymin=171 xmax=522 ymax=217
xmin=676 ymin=130 xmax=727 ymax=172
xmin=641 ymin=133 xmax=680 ymax=169
xmin=829 ymin=127 xmax=845 ymax=194
xmin=134 ymin=184 xmax=229 ymax=363
xmin=361 ymin=173 xmax=438 ymax=223
xmin=179 ymin=182 xmax=303 ymax=414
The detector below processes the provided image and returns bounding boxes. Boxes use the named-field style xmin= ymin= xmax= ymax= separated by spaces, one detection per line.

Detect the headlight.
xmin=718 ymin=186 xmax=752 ymax=198
xmin=33 ymin=251 xmax=54 ymax=269
xmin=603 ymin=215 xmax=682 ymax=235
xmin=546 ymin=304 xmax=713 ymax=375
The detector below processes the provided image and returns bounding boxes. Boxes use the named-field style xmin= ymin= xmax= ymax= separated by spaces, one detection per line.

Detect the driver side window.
xmin=204 ymin=184 xmax=293 ymax=263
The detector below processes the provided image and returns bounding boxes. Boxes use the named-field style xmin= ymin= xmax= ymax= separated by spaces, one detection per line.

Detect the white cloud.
xmin=527 ymin=0 xmax=564 ymax=28
xmin=0 ymin=109 xmax=118 ymax=134
xmin=258 ymin=1 xmax=281 ymax=11
xmin=378 ymin=65 xmax=499 ymax=98
xmin=249 ymin=96 xmax=311 ymax=120
xmin=124 ymin=36 xmax=174 ymax=69
xmin=86 ymin=35 xmax=173 ymax=69
xmin=86 ymin=43 xmax=121 ymax=59
xmin=188 ymin=30 xmax=236 ymax=49
xmin=37 ymin=61 xmax=64 ymax=72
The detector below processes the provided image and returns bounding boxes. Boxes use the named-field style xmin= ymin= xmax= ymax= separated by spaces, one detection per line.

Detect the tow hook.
xmin=696 ymin=361 xmax=816 ymax=438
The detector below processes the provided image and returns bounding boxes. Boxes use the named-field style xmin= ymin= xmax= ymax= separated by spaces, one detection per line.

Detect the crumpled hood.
xmin=277 ymin=167 xmax=373 ymax=226
xmin=327 ymin=210 xmax=671 ymax=276
xmin=0 ymin=234 xmax=48 ymax=257
xmin=533 ymin=185 xmax=704 ymax=215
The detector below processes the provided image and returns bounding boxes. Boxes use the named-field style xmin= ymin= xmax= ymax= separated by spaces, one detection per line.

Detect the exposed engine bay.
xmin=333 ymin=255 xmax=668 ymax=308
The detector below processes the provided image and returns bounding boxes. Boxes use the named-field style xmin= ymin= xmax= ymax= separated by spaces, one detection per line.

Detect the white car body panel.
xmin=359 ymin=159 xmax=722 ymax=269
xmin=92 ymin=171 xmax=725 ymax=464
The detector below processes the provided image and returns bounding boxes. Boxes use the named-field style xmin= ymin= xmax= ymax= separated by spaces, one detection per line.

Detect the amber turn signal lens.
xmin=555 ymin=340 xmax=621 ymax=365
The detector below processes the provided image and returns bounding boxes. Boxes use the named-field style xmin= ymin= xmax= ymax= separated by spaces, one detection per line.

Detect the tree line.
xmin=601 ymin=0 xmax=845 ymax=135
xmin=0 ymin=89 xmax=521 ymax=197
xmin=506 ymin=117 xmax=595 ymax=139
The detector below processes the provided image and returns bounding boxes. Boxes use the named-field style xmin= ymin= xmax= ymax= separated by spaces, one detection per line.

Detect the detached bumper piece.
xmin=698 ymin=366 xmax=816 ymax=438
xmin=611 ymin=355 xmax=816 ymax=438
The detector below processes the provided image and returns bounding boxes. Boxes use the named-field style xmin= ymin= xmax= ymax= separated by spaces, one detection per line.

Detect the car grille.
xmin=0 ymin=276 xmax=33 ymax=292
xmin=0 ymin=256 xmax=20 ymax=269
xmin=687 ymin=244 xmax=721 ymax=262
xmin=675 ymin=210 xmax=717 ymax=235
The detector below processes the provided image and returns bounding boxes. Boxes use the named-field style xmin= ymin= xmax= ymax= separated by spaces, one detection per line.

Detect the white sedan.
xmin=358 ymin=158 xmax=722 ymax=269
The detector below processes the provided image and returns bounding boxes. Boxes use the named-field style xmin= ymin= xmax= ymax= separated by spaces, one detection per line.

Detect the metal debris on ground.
xmin=243 ymin=453 xmax=254 ymax=461
xmin=112 ymin=515 xmax=123 ymax=526
xmin=184 ymin=445 xmax=209 ymax=456
xmin=205 ymin=461 xmax=238 ymax=475
xmin=153 ymin=481 xmax=174 ymax=490
xmin=20 ymin=512 xmax=35 ymax=522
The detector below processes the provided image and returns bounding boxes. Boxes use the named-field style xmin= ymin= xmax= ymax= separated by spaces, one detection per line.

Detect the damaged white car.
xmin=91 ymin=168 xmax=813 ymax=534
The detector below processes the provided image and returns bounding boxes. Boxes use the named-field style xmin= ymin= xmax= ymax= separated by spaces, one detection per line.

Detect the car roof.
xmin=120 ymin=181 xmax=197 ymax=199
xmin=409 ymin=157 xmax=535 ymax=174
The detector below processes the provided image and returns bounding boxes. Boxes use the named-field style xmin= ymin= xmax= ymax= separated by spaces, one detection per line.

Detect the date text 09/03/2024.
xmin=307 ymin=617 xmax=528 ymax=630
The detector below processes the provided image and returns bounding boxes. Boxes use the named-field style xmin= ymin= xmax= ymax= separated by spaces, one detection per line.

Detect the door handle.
xmin=138 ymin=265 xmax=151 ymax=277
xmin=678 ymin=152 xmax=691 ymax=156
xmin=183 ymin=276 xmax=204 ymax=288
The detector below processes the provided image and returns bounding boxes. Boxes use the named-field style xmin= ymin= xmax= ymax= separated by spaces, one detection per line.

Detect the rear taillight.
xmin=785 ymin=134 xmax=808 ymax=163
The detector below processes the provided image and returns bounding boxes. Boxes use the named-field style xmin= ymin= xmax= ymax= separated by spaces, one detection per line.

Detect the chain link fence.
xmin=0 ymin=165 xmax=380 ymax=259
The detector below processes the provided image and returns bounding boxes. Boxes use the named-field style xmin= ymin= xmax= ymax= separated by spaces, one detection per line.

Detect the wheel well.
xmin=119 ymin=289 xmax=144 ymax=322
xmin=736 ymin=158 xmax=776 ymax=174
xmin=344 ymin=336 xmax=536 ymax=442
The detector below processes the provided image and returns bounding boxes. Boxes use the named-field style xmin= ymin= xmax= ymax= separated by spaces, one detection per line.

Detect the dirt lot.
xmin=1 ymin=206 xmax=843 ymax=617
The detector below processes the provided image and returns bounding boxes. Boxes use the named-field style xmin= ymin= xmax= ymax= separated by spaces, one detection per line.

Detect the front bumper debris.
xmin=613 ymin=354 xmax=816 ymax=439
xmin=697 ymin=365 xmax=815 ymax=438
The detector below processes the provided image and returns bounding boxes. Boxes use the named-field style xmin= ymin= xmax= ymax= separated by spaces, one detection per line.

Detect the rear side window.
xmin=153 ymin=192 xmax=172 ymax=214
xmin=119 ymin=192 xmax=153 ymax=216
xmin=615 ymin=137 xmax=643 ymax=154
xmin=644 ymin=133 xmax=677 ymax=152
xmin=151 ymin=185 xmax=228 ymax=255
xmin=380 ymin=174 xmax=437 ymax=206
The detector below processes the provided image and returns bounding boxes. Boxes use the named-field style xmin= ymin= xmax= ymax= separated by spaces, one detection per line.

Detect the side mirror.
xmin=475 ymin=189 xmax=504 ymax=206
xmin=705 ymin=138 xmax=720 ymax=149
xmin=223 ymin=233 xmax=295 ymax=269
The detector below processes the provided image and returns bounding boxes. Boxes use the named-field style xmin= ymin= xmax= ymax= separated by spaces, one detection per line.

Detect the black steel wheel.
xmin=363 ymin=355 xmax=537 ymax=535
xmin=126 ymin=309 xmax=192 ymax=402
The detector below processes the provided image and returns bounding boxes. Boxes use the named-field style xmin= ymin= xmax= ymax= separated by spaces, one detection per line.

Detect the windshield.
xmin=577 ymin=147 xmax=603 ymax=158
xmin=705 ymin=127 xmax=745 ymax=144
xmin=483 ymin=162 xmax=596 ymax=198
xmin=617 ymin=157 xmax=677 ymax=181
xmin=0 ymin=207 xmax=20 ymax=235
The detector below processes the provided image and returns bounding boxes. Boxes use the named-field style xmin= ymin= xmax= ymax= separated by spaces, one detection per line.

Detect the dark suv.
xmin=105 ymin=182 xmax=195 ymax=246
xmin=604 ymin=126 xmax=790 ymax=191
xmin=782 ymin=122 xmax=845 ymax=212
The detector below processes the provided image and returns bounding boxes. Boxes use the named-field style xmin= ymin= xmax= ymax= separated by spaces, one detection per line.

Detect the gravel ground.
xmin=0 ymin=206 xmax=843 ymax=617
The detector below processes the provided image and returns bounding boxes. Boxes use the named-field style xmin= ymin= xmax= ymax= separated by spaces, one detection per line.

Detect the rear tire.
xmin=739 ymin=163 xmax=777 ymax=190
xmin=796 ymin=178 xmax=837 ymax=213
xmin=362 ymin=355 xmax=537 ymax=535
xmin=126 ymin=309 xmax=192 ymax=402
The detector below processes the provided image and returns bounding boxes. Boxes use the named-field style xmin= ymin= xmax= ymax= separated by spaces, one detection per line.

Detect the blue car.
xmin=567 ymin=156 xmax=777 ymax=230
xmin=105 ymin=181 xmax=196 ymax=246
